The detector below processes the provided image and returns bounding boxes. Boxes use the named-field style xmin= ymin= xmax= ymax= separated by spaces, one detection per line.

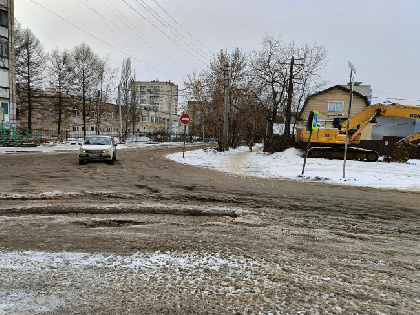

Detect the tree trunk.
xmin=27 ymin=81 xmax=32 ymax=133
xmin=57 ymin=92 xmax=62 ymax=136
xmin=26 ymin=53 xmax=32 ymax=133
xmin=82 ymin=72 xmax=86 ymax=139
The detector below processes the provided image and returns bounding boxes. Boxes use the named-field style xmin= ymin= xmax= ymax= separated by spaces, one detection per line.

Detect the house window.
xmin=72 ymin=126 xmax=80 ymax=132
xmin=328 ymin=101 xmax=344 ymax=112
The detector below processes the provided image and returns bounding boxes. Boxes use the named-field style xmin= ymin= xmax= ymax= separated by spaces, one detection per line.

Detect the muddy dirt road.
xmin=0 ymin=145 xmax=419 ymax=314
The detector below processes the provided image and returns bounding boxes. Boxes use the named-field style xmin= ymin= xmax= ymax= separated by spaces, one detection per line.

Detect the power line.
xmin=28 ymin=0 xmax=169 ymax=78
xmin=165 ymin=0 xmax=226 ymax=50
xmin=78 ymin=0 xmax=137 ymax=62
xmin=120 ymin=0 xmax=207 ymax=66
xmin=134 ymin=0 xmax=211 ymax=60
xmin=151 ymin=0 xmax=214 ymax=57
xmin=99 ymin=0 xmax=192 ymax=75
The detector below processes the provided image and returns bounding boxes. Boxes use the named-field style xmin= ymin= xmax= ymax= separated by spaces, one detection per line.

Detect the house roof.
xmin=298 ymin=85 xmax=370 ymax=119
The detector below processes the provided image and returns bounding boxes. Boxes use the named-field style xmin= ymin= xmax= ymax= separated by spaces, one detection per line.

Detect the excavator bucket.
xmin=384 ymin=146 xmax=410 ymax=163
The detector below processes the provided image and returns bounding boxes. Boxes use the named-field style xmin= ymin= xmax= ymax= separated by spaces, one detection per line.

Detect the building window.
xmin=72 ymin=126 xmax=80 ymax=132
xmin=1 ymin=102 xmax=8 ymax=114
xmin=0 ymin=39 xmax=8 ymax=58
xmin=0 ymin=10 xmax=7 ymax=28
xmin=72 ymin=107 xmax=80 ymax=117
xmin=328 ymin=101 xmax=344 ymax=112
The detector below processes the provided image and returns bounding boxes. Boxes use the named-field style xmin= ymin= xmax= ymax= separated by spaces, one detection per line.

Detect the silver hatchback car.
xmin=78 ymin=136 xmax=117 ymax=165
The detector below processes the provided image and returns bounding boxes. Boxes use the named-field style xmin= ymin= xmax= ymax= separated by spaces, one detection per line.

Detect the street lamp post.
xmin=343 ymin=61 xmax=356 ymax=178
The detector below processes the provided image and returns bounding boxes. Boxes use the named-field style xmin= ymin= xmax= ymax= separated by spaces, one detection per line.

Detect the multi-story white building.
xmin=0 ymin=0 xmax=16 ymax=127
xmin=132 ymin=80 xmax=179 ymax=133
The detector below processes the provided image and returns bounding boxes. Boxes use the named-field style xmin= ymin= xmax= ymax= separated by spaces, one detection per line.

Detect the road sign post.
xmin=301 ymin=110 xmax=319 ymax=175
xmin=180 ymin=114 xmax=191 ymax=158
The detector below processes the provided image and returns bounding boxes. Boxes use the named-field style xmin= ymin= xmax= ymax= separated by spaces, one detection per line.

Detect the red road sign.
xmin=180 ymin=114 xmax=191 ymax=125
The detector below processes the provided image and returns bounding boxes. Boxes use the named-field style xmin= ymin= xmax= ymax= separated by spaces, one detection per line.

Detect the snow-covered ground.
xmin=0 ymin=249 xmax=280 ymax=313
xmin=167 ymin=144 xmax=420 ymax=191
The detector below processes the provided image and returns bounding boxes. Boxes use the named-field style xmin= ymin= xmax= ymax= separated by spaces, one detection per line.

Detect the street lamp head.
xmin=348 ymin=61 xmax=356 ymax=74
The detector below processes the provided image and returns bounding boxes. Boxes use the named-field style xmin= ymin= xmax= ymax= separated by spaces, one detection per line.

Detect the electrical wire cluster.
xmin=28 ymin=0 xmax=215 ymax=82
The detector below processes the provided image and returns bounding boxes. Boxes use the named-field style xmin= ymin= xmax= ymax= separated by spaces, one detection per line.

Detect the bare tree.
xmin=249 ymin=35 xmax=328 ymax=148
xmin=129 ymin=70 xmax=141 ymax=135
xmin=119 ymin=58 xmax=134 ymax=137
xmin=47 ymin=48 xmax=72 ymax=136
xmin=290 ymin=44 xmax=328 ymax=135
xmin=14 ymin=23 xmax=46 ymax=132
xmin=95 ymin=57 xmax=118 ymax=134
xmin=186 ymin=49 xmax=257 ymax=149
xmin=249 ymin=35 xmax=293 ymax=145
xmin=69 ymin=43 xmax=101 ymax=138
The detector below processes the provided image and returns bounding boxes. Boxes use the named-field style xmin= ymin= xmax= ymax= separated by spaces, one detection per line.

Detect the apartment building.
xmin=131 ymin=80 xmax=179 ymax=133
xmin=0 ymin=0 xmax=16 ymax=127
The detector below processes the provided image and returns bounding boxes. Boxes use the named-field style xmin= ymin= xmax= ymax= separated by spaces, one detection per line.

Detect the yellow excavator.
xmin=295 ymin=103 xmax=420 ymax=162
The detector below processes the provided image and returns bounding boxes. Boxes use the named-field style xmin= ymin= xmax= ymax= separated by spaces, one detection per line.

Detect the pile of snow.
xmin=167 ymin=145 xmax=420 ymax=191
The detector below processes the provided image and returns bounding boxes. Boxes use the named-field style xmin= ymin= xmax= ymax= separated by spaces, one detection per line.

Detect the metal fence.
xmin=65 ymin=131 xmax=213 ymax=144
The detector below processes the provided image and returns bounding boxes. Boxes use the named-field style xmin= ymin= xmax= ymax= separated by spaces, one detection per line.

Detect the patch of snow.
xmin=167 ymin=145 xmax=420 ymax=191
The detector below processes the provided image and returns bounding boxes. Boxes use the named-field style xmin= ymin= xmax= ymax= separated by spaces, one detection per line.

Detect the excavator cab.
xmin=333 ymin=117 xmax=359 ymax=135
xmin=332 ymin=117 xmax=345 ymax=130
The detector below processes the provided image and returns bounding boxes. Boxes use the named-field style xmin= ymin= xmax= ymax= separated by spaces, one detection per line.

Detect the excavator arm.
xmin=395 ymin=131 xmax=420 ymax=147
xmin=342 ymin=103 xmax=420 ymax=132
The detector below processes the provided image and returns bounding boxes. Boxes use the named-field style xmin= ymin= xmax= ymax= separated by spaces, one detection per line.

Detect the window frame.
xmin=328 ymin=101 xmax=344 ymax=112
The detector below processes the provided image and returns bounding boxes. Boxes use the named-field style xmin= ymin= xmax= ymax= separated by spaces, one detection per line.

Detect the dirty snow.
xmin=166 ymin=144 xmax=420 ymax=191
xmin=0 ymin=250 xmax=280 ymax=313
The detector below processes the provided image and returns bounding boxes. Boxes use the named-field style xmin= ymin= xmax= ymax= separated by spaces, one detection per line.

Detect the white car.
xmin=78 ymin=136 xmax=117 ymax=165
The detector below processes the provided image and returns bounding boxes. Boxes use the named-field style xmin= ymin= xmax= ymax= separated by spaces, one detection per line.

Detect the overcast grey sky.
xmin=15 ymin=0 xmax=420 ymax=105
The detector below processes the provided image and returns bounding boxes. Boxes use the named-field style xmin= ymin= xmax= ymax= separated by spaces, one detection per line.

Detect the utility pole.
xmin=223 ymin=62 xmax=229 ymax=151
xmin=284 ymin=56 xmax=294 ymax=141
xmin=169 ymin=83 xmax=172 ymax=134
xmin=118 ymin=84 xmax=123 ymax=142
xmin=343 ymin=61 xmax=356 ymax=178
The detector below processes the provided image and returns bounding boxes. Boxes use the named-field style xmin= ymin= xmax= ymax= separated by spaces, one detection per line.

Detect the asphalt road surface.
xmin=0 ymin=144 xmax=419 ymax=314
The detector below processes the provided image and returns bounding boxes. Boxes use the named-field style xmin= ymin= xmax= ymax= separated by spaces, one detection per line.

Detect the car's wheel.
xmin=113 ymin=152 xmax=116 ymax=161
xmin=106 ymin=158 xmax=114 ymax=165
